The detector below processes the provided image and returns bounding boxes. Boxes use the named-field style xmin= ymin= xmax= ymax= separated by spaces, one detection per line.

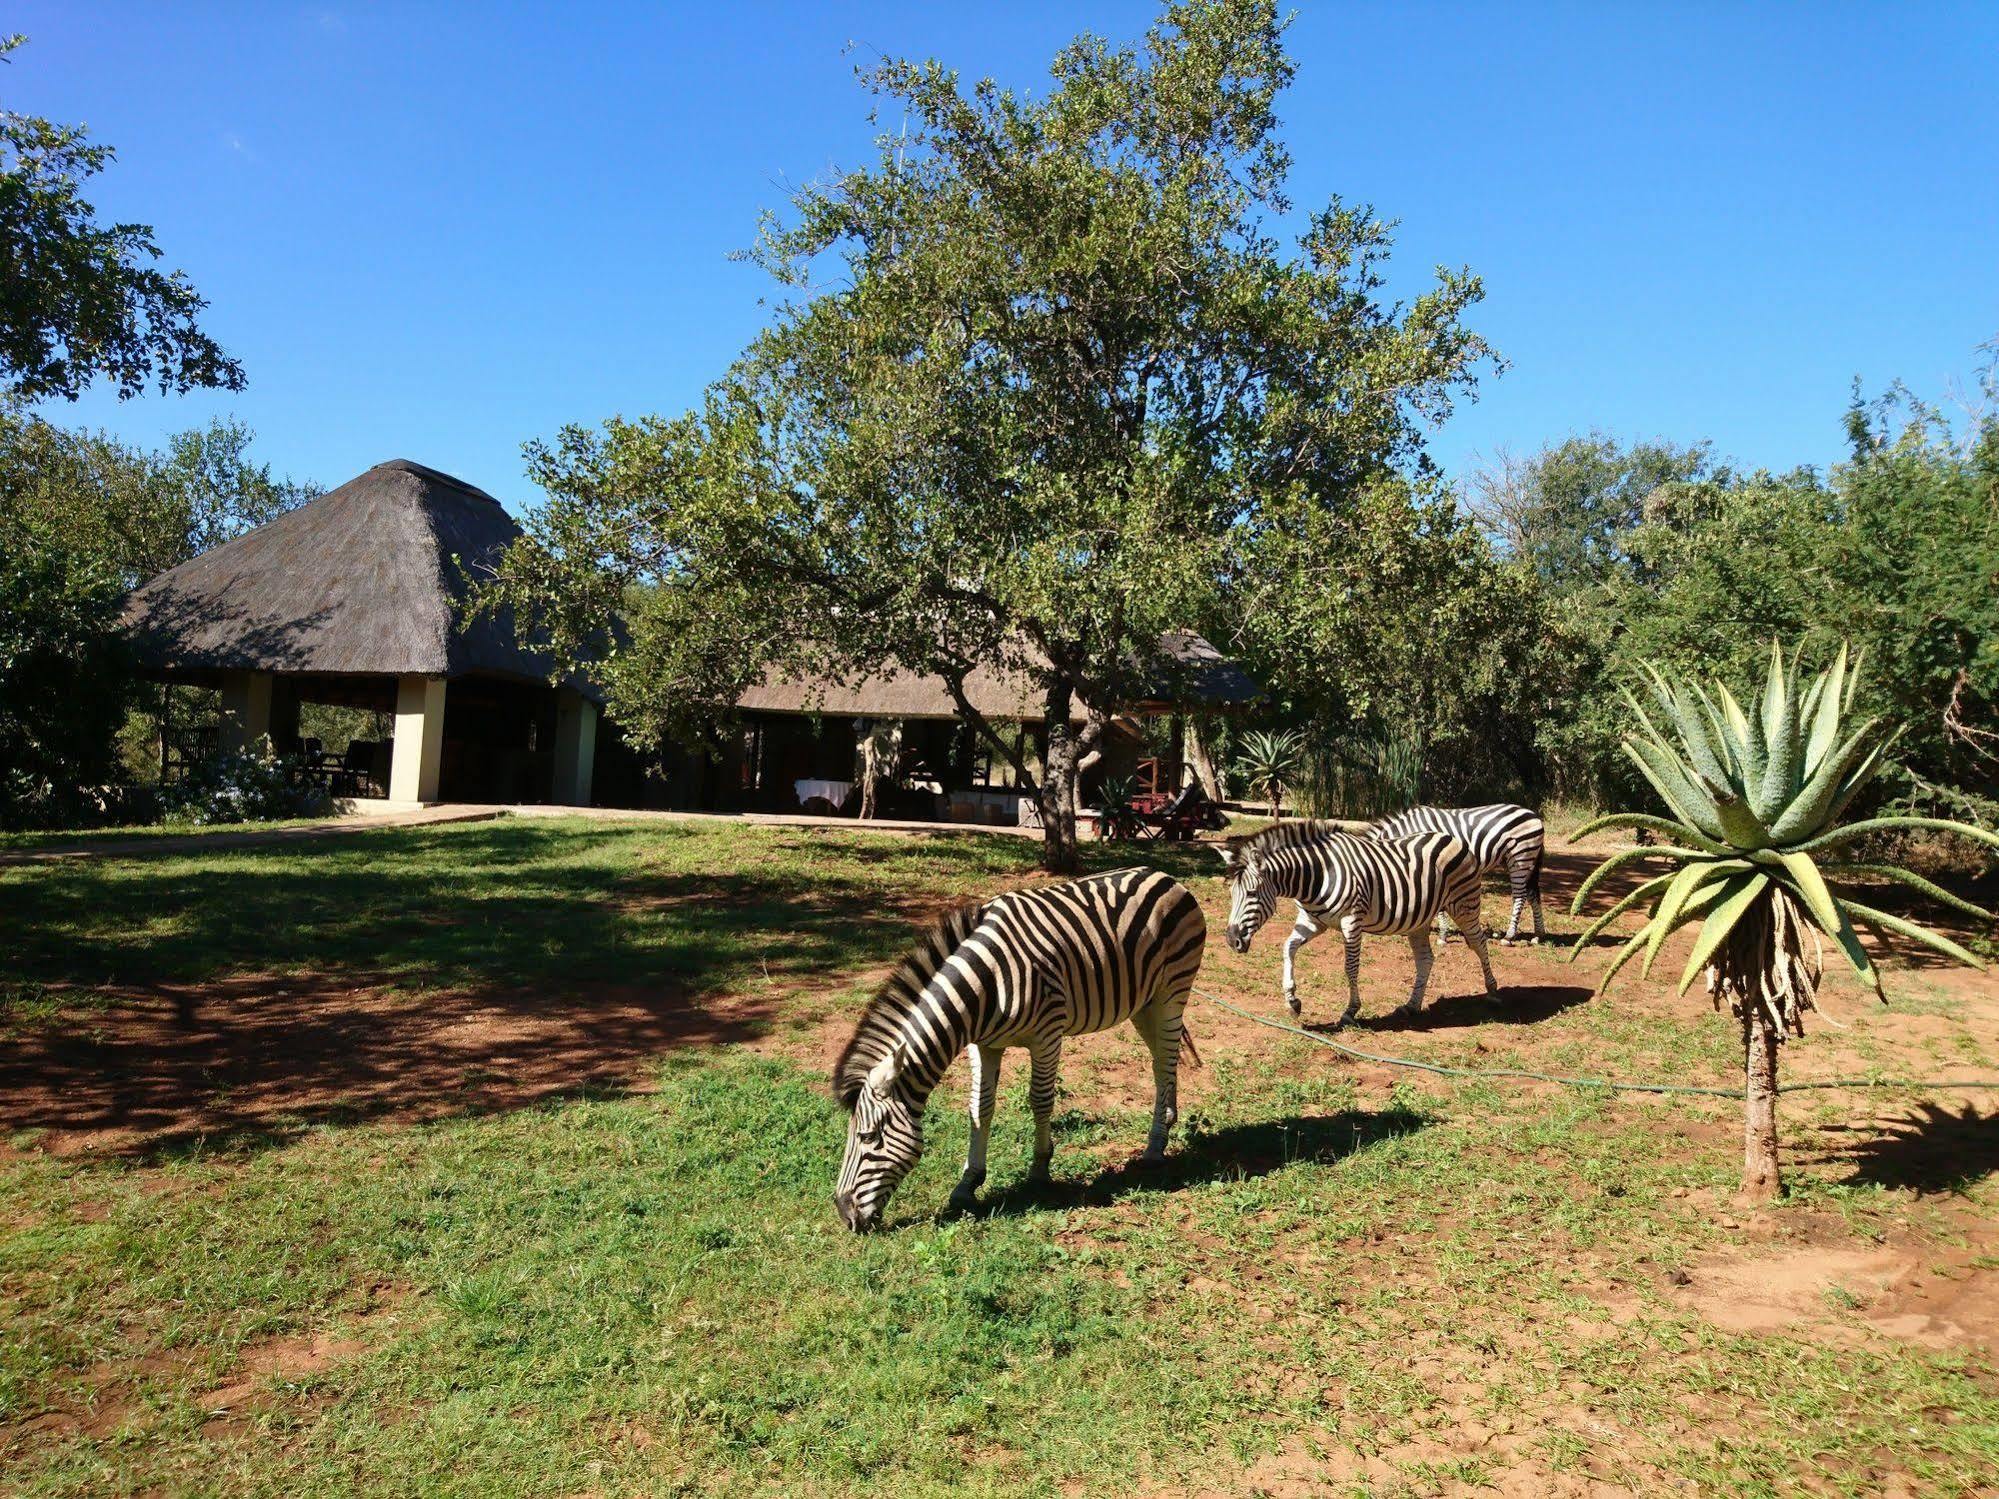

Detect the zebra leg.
xmin=1392 ymin=931 xmax=1436 ymax=1017
xmin=1333 ymin=917 xmax=1363 ymax=1030
xmin=1503 ymin=851 xmax=1535 ymax=943
xmin=948 ymin=1043 xmax=1003 ymax=1212
xmin=1455 ymin=902 xmax=1500 ymax=995
xmin=1281 ymin=905 xmax=1326 ymax=1017
xmin=1133 ymin=992 xmax=1191 ymax=1161
xmin=1025 ymin=1034 xmax=1062 ymax=1183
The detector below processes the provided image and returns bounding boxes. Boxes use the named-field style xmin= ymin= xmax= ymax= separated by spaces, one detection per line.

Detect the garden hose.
xmin=1197 ymin=989 xmax=1999 ymax=1098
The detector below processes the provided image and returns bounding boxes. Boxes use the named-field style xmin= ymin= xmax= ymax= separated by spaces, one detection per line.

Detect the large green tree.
xmin=0 ymin=410 xmax=315 ymax=584
xmin=486 ymin=0 xmax=1494 ymax=870
xmin=0 ymin=35 xmax=243 ymax=402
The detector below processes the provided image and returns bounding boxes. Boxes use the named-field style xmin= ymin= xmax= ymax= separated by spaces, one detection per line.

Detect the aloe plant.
xmin=1235 ymin=728 xmax=1306 ymax=821
xmin=1569 ymin=641 xmax=1998 ymax=1200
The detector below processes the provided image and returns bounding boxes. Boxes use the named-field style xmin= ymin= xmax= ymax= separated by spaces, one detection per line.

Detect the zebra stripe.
xmin=1369 ymin=803 xmax=1547 ymax=942
xmin=1217 ymin=820 xmax=1499 ymax=1028
xmin=832 ymin=867 xmax=1207 ymax=1231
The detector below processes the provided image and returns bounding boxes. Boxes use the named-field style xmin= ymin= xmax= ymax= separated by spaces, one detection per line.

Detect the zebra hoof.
xmin=945 ymin=1187 xmax=981 ymax=1215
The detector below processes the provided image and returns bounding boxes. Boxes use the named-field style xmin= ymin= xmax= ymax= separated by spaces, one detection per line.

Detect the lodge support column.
xmin=390 ymin=674 xmax=446 ymax=804
xmin=217 ymin=670 xmax=273 ymax=754
xmin=552 ymin=687 xmax=597 ymax=807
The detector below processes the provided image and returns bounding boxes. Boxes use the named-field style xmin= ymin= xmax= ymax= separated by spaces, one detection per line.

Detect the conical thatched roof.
xmin=123 ymin=459 xmax=592 ymax=693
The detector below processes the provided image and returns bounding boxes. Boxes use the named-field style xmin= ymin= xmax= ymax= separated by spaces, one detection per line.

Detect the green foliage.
xmin=1490 ymin=362 xmax=1999 ymax=821
xmin=1571 ymin=641 xmax=1996 ymax=1000
xmin=156 ymin=739 xmax=331 ymax=826
xmin=0 ymin=35 xmax=242 ymax=401
xmin=0 ymin=408 xmax=316 ymax=586
xmin=0 ymin=409 xmax=315 ymax=823
xmin=480 ymin=0 xmax=1493 ymax=869
xmin=1470 ymin=434 xmax=1713 ymax=590
xmin=0 ymin=537 xmax=133 ymax=827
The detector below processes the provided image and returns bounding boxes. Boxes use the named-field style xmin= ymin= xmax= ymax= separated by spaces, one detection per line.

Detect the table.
xmin=794 ymin=779 xmax=853 ymax=809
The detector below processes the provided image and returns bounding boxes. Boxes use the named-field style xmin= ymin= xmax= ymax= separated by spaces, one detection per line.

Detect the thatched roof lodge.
xmin=123 ymin=460 xmax=603 ymax=808
xmin=122 ymin=457 xmax=1257 ymax=823
xmin=713 ymin=630 xmax=1257 ymax=824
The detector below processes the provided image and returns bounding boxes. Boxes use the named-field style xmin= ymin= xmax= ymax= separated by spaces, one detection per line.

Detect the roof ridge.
xmin=373 ymin=458 xmax=507 ymax=507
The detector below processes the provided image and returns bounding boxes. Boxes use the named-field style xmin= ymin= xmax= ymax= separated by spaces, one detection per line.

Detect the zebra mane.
xmin=1228 ymin=818 xmax=1354 ymax=863
xmin=833 ymin=900 xmax=988 ymax=1109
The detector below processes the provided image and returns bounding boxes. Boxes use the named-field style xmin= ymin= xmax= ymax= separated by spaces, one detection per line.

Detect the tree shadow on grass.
xmin=0 ymin=817 xmax=1049 ymax=1159
xmin=0 ymin=971 xmax=779 ymax=1162
xmin=1812 ymin=1100 xmax=1999 ymax=1195
xmin=952 ymin=1106 xmax=1429 ymax=1223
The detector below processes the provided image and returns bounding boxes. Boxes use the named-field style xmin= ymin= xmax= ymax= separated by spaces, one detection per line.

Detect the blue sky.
xmin=16 ymin=1 xmax=1999 ymax=508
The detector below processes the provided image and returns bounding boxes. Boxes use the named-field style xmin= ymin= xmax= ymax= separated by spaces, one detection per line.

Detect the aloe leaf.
xmin=1691 ymin=684 xmax=1743 ymax=782
xmin=1644 ymin=859 xmax=1753 ymax=976
xmin=1625 ymin=881 xmax=1732 ymax=985
xmin=1759 ymin=640 xmax=1788 ymax=755
xmin=1766 ymin=716 xmax=1886 ymax=842
xmin=1755 ymin=682 xmax=1804 ymax=822
xmin=1821 ymin=728 xmax=1902 ymax=828
xmin=1822 ymin=861 xmax=1996 ymax=922
xmin=1569 ymin=812 xmax=1729 ymax=854
xmin=1844 ymin=646 xmax=1866 ymax=711
xmin=1792 ymin=817 xmax=1999 ymax=858
xmin=1701 ymin=777 xmax=1774 ymax=849
xmin=1624 ymin=739 xmax=1727 ymax=841
xmin=1804 ymin=642 xmax=1849 ymax=774
xmin=1619 ymin=685 xmax=1668 ymax=745
xmin=1677 ymin=872 xmax=1772 ymax=995
xmin=1840 ymin=898 xmax=1988 ymax=971
xmin=1774 ymin=849 xmax=1844 ymax=935
xmin=1570 ymin=844 xmax=1711 ymax=913
xmin=1665 ymin=684 xmax=1738 ymax=795
xmin=1713 ymin=680 xmax=1754 ymax=762
xmin=1596 ymin=926 xmax=1650 ymax=995
xmin=1568 ymin=870 xmax=1677 ymax=956
xmin=1716 ymin=680 xmax=1768 ymax=792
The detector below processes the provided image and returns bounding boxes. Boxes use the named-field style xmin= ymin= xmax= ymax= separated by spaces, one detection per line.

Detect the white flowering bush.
xmin=160 ymin=738 xmax=331 ymax=825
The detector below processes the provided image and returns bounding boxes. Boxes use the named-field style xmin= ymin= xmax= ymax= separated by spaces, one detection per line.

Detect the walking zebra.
xmin=1217 ymin=821 xmax=1497 ymax=1029
xmin=832 ymin=867 xmax=1207 ymax=1232
xmin=1369 ymin=803 xmax=1547 ymax=944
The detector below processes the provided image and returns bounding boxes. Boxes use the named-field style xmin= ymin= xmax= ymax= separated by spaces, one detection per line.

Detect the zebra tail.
xmin=1527 ymin=844 xmax=1546 ymax=896
xmin=1179 ymin=1022 xmax=1203 ymax=1069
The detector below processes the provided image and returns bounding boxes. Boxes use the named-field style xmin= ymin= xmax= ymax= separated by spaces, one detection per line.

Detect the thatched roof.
xmin=738 ymin=629 xmax=1257 ymax=723
xmin=122 ymin=460 xmax=595 ymax=696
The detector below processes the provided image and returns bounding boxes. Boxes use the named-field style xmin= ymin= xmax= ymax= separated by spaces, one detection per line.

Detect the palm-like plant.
xmin=1235 ymin=728 xmax=1306 ymax=821
xmin=1569 ymin=641 xmax=1998 ymax=1200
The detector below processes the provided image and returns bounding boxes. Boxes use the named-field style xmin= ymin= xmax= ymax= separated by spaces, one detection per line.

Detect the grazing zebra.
xmin=1217 ymin=821 xmax=1497 ymax=1029
xmin=832 ymin=867 xmax=1207 ymax=1232
xmin=1370 ymin=803 xmax=1547 ymax=944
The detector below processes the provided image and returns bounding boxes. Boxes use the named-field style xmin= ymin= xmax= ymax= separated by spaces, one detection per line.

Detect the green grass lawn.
xmin=2 ymin=817 xmax=1996 ymax=1496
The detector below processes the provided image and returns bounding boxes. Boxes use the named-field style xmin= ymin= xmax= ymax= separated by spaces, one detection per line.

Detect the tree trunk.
xmin=1740 ymin=1000 xmax=1782 ymax=1202
xmin=1708 ymin=885 xmax=1816 ymax=1204
xmin=1185 ymin=715 xmax=1223 ymax=801
xmin=1039 ymin=681 xmax=1080 ymax=874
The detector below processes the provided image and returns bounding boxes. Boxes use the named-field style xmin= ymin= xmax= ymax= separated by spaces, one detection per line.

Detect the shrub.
xmin=158 ymin=739 xmax=331 ymax=825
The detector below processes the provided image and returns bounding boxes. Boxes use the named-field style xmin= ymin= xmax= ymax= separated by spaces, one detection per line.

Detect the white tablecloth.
xmin=794 ymin=778 xmax=853 ymax=808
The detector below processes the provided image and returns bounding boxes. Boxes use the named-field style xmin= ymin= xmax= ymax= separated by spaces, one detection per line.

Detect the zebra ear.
xmin=865 ymin=1038 xmax=906 ymax=1095
xmin=1214 ymin=842 xmax=1242 ymax=871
